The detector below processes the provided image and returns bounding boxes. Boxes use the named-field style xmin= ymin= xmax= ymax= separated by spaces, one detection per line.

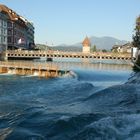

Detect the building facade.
xmin=0 ymin=11 xmax=8 ymax=52
xmin=0 ymin=4 xmax=34 ymax=52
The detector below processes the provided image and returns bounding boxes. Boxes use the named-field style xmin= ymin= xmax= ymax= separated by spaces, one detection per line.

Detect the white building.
xmin=112 ymin=43 xmax=133 ymax=53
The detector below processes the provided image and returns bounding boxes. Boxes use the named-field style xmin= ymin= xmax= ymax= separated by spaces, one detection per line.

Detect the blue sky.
xmin=1 ymin=0 xmax=140 ymax=45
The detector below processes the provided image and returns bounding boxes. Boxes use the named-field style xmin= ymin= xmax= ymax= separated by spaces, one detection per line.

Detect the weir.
xmin=0 ymin=61 xmax=69 ymax=78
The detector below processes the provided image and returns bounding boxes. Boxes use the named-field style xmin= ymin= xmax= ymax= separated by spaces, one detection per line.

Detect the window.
xmin=14 ymin=30 xmax=16 ymax=35
xmin=14 ymin=38 xmax=17 ymax=43
xmin=14 ymin=24 xmax=17 ymax=28
xmin=0 ymin=37 xmax=2 ymax=43
xmin=8 ymin=29 xmax=12 ymax=35
xmin=1 ymin=36 xmax=3 ymax=43
xmin=8 ymin=37 xmax=12 ymax=43
xmin=0 ymin=19 xmax=2 ymax=27
xmin=4 ymin=29 xmax=6 ymax=35
xmin=8 ymin=21 xmax=12 ymax=28
xmin=3 ymin=36 xmax=6 ymax=43
xmin=3 ymin=21 xmax=7 ymax=27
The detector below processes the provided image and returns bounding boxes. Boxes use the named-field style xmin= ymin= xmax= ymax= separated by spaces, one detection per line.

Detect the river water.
xmin=0 ymin=61 xmax=139 ymax=140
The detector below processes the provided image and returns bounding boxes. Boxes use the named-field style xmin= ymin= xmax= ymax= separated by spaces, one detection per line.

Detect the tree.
xmin=133 ymin=16 xmax=140 ymax=48
xmin=132 ymin=16 xmax=140 ymax=71
xmin=113 ymin=48 xmax=118 ymax=53
xmin=91 ymin=45 xmax=97 ymax=52
xmin=35 ymin=44 xmax=48 ymax=50
xmin=102 ymin=49 xmax=107 ymax=52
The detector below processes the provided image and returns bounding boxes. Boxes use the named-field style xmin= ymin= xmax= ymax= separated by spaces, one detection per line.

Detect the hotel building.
xmin=0 ymin=4 xmax=34 ymax=52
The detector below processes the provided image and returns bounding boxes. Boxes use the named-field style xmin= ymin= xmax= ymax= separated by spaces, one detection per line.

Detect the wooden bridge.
xmin=5 ymin=50 xmax=132 ymax=61
xmin=0 ymin=61 xmax=69 ymax=78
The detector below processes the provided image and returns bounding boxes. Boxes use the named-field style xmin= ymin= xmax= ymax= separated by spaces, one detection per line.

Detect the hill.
xmin=40 ymin=36 xmax=128 ymax=51
xmin=89 ymin=36 xmax=128 ymax=50
xmin=73 ymin=36 xmax=128 ymax=50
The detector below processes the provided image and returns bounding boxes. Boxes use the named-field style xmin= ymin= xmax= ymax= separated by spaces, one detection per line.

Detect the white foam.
xmin=0 ymin=73 xmax=14 ymax=76
xmin=33 ymin=72 xmax=39 ymax=76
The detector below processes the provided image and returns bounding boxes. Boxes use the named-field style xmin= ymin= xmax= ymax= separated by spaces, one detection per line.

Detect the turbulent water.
xmin=0 ymin=62 xmax=139 ymax=140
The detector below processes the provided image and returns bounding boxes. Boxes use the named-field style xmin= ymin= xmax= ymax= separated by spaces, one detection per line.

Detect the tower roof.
xmin=82 ymin=36 xmax=91 ymax=46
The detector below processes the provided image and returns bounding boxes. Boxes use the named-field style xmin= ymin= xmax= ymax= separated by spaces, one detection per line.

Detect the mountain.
xmin=50 ymin=45 xmax=81 ymax=52
xmin=35 ymin=44 xmax=48 ymax=50
xmin=73 ymin=36 xmax=128 ymax=50
xmin=89 ymin=36 xmax=128 ymax=50
xmin=49 ymin=36 xmax=129 ymax=51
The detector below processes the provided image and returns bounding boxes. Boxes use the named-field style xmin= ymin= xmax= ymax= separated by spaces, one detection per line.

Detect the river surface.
xmin=0 ymin=61 xmax=140 ymax=140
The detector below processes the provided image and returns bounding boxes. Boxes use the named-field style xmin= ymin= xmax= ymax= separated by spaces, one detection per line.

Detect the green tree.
xmin=35 ymin=44 xmax=48 ymax=50
xmin=133 ymin=16 xmax=140 ymax=48
xmin=132 ymin=16 xmax=140 ymax=71
xmin=91 ymin=45 xmax=97 ymax=52
xmin=102 ymin=49 xmax=107 ymax=52
xmin=113 ymin=48 xmax=118 ymax=53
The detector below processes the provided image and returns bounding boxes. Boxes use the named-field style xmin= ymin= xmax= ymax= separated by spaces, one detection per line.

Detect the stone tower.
xmin=82 ymin=36 xmax=91 ymax=53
